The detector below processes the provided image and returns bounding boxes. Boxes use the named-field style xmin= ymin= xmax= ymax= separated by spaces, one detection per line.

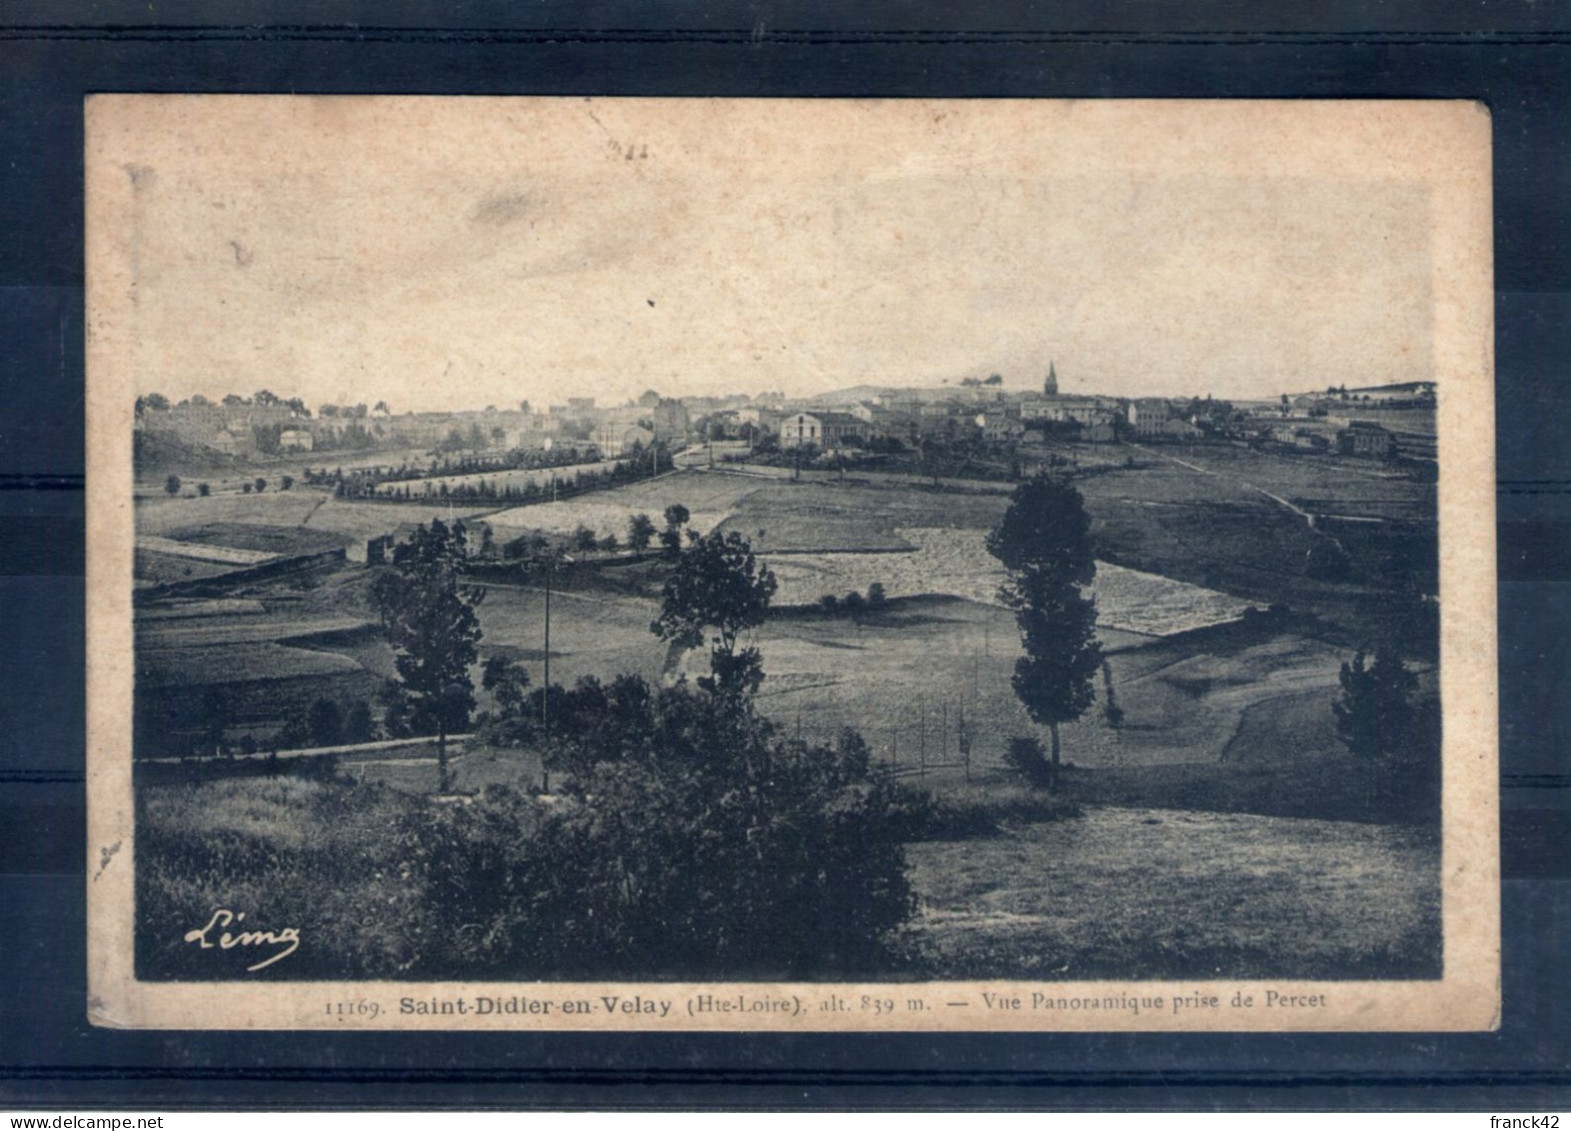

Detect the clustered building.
xmin=135 ymin=365 xmax=1430 ymax=466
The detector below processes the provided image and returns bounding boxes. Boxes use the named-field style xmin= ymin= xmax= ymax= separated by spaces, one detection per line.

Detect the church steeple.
xmin=1044 ymin=361 xmax=1059 ymax=397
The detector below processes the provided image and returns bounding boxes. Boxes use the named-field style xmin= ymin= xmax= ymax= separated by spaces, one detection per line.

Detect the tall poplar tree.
xmin=986 ymin=474 xmax=1103 ymax=789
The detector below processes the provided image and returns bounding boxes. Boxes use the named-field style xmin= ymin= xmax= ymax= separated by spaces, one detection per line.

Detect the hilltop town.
xmin=135 ymin=364 xmax=1437 ymax=478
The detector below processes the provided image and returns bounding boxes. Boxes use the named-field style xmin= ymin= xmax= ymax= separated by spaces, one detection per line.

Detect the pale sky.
xmin=90 ymin=98 xmax=1459 ymax=412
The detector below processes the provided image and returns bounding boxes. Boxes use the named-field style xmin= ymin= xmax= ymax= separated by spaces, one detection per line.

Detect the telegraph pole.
xmin=541 ymin=552 xmax=551 ymax=792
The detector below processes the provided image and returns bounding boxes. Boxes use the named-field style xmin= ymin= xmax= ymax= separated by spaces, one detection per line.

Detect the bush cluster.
xmin=141 ymin=685 xmax=916 ymax=981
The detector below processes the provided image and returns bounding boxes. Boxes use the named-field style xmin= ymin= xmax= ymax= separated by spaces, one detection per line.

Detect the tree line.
xmin=321 ymin=443 xmax=670 ymax=503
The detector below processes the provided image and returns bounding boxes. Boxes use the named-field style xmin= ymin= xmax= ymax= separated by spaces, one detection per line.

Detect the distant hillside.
xmin=134 ymin=430 xmax=241 ymax=475
xmin=1291 ymin=380 xmax=1436 ymax=398
xmin=804 ymin=381 xmax=1026 ymax=406
xmin=1348 ymin=381 xmax=1436 ymax=394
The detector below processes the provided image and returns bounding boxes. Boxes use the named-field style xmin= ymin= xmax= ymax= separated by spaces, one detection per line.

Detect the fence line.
xmin=138 ymin=732 xmax=475 ymax=766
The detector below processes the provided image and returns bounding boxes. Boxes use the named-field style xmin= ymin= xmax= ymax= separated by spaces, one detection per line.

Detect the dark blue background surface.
xmin=1 ymin=0 xmax=1567 ymax=1109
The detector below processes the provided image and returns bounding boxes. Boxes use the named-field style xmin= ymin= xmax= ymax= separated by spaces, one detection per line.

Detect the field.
xmin=136 ymin=490 xmax=497 ymax=565
xmin=134 ymin=550 xmax=241 ymax=586
xmin=130 ymin=456 xmax=1400 ymax=786
xmin=468 ymin=581 xmax=672 ymax=687
xmin=137 ymin=641 xmax=363 ymax=689
xmin=682 ymin=598 xmax=1349 ymax=782
xmin=904 ymin=806 xmax=1440 ymax=979
xmin=485 ymin=469 xmax=767 ymax=541
xmin=136 ymin=490 xmax=329 ymax=537
xmin=757 ymin=530 xmax=1252 ymax=633
xmin=1144 ymin=444 xmax=1436 ymax=521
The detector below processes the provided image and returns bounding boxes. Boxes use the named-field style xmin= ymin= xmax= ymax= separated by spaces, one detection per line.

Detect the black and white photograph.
xmin=84 ymin=96 xmax=1498 ymax=1031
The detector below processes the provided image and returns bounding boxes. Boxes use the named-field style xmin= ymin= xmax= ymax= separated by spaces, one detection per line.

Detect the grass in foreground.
xmin=137 ymin=768 xmax=1435 ymax=983
xmin=901 ymin=805 xmax=1441 ymax=981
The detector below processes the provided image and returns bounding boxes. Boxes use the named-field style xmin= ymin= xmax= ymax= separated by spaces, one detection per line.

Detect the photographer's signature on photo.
xmin=183 ymin=909 xmax=300 ymax=972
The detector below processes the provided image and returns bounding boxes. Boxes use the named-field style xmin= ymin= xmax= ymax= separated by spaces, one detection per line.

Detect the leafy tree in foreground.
xmin=650 ymin=530 xmax=777 ymax=698
xmin=371 ymin=519 xmax=484 ymax=790
xmin=986 ymin=473 xmax=1103 ymax=790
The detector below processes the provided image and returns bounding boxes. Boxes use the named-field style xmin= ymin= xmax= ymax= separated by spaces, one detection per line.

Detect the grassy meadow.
xmin=903 ymin=806 xmax=1440 ymax=980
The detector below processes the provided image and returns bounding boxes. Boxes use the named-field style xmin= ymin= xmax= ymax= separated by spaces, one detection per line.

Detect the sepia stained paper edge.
xmin=83 ymin=96 xmax=1499 ymax=1033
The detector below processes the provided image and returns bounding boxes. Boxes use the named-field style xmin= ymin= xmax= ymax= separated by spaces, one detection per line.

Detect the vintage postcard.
xmin=86 ymin=97 xmax=1497 ymax=1031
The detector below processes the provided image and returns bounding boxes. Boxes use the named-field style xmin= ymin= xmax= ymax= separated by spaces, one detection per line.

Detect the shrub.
xmin=406 ymin=685 xmax=914 ymax=979
xmin=866 ymin=582 xmax=887 ymax=609
xmin=138 ymin=689 xmax=916 ymax=982
xmin=196 ymin=482 xmax=210 ymax=497
xmin=277 ymin=709 xmax=311 ymax=750
xmin=843 ymin=590 xmax=866 ymax=612
xmin=819 ymin=593 xmax=839 ymax=612
xmin=307 ymin=698 xmax=343 ymax=747
xmin=1005 ymin=735 xmax=1056 ymax=790
xmin=343 ymin=701 xmax=377 ymax=744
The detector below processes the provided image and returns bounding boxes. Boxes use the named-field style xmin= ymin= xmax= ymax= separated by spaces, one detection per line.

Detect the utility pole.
xmin=541 ymin=552 xmax=551 ymax=792
xmin=958 ymin=703 xmax=971 ymax=783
